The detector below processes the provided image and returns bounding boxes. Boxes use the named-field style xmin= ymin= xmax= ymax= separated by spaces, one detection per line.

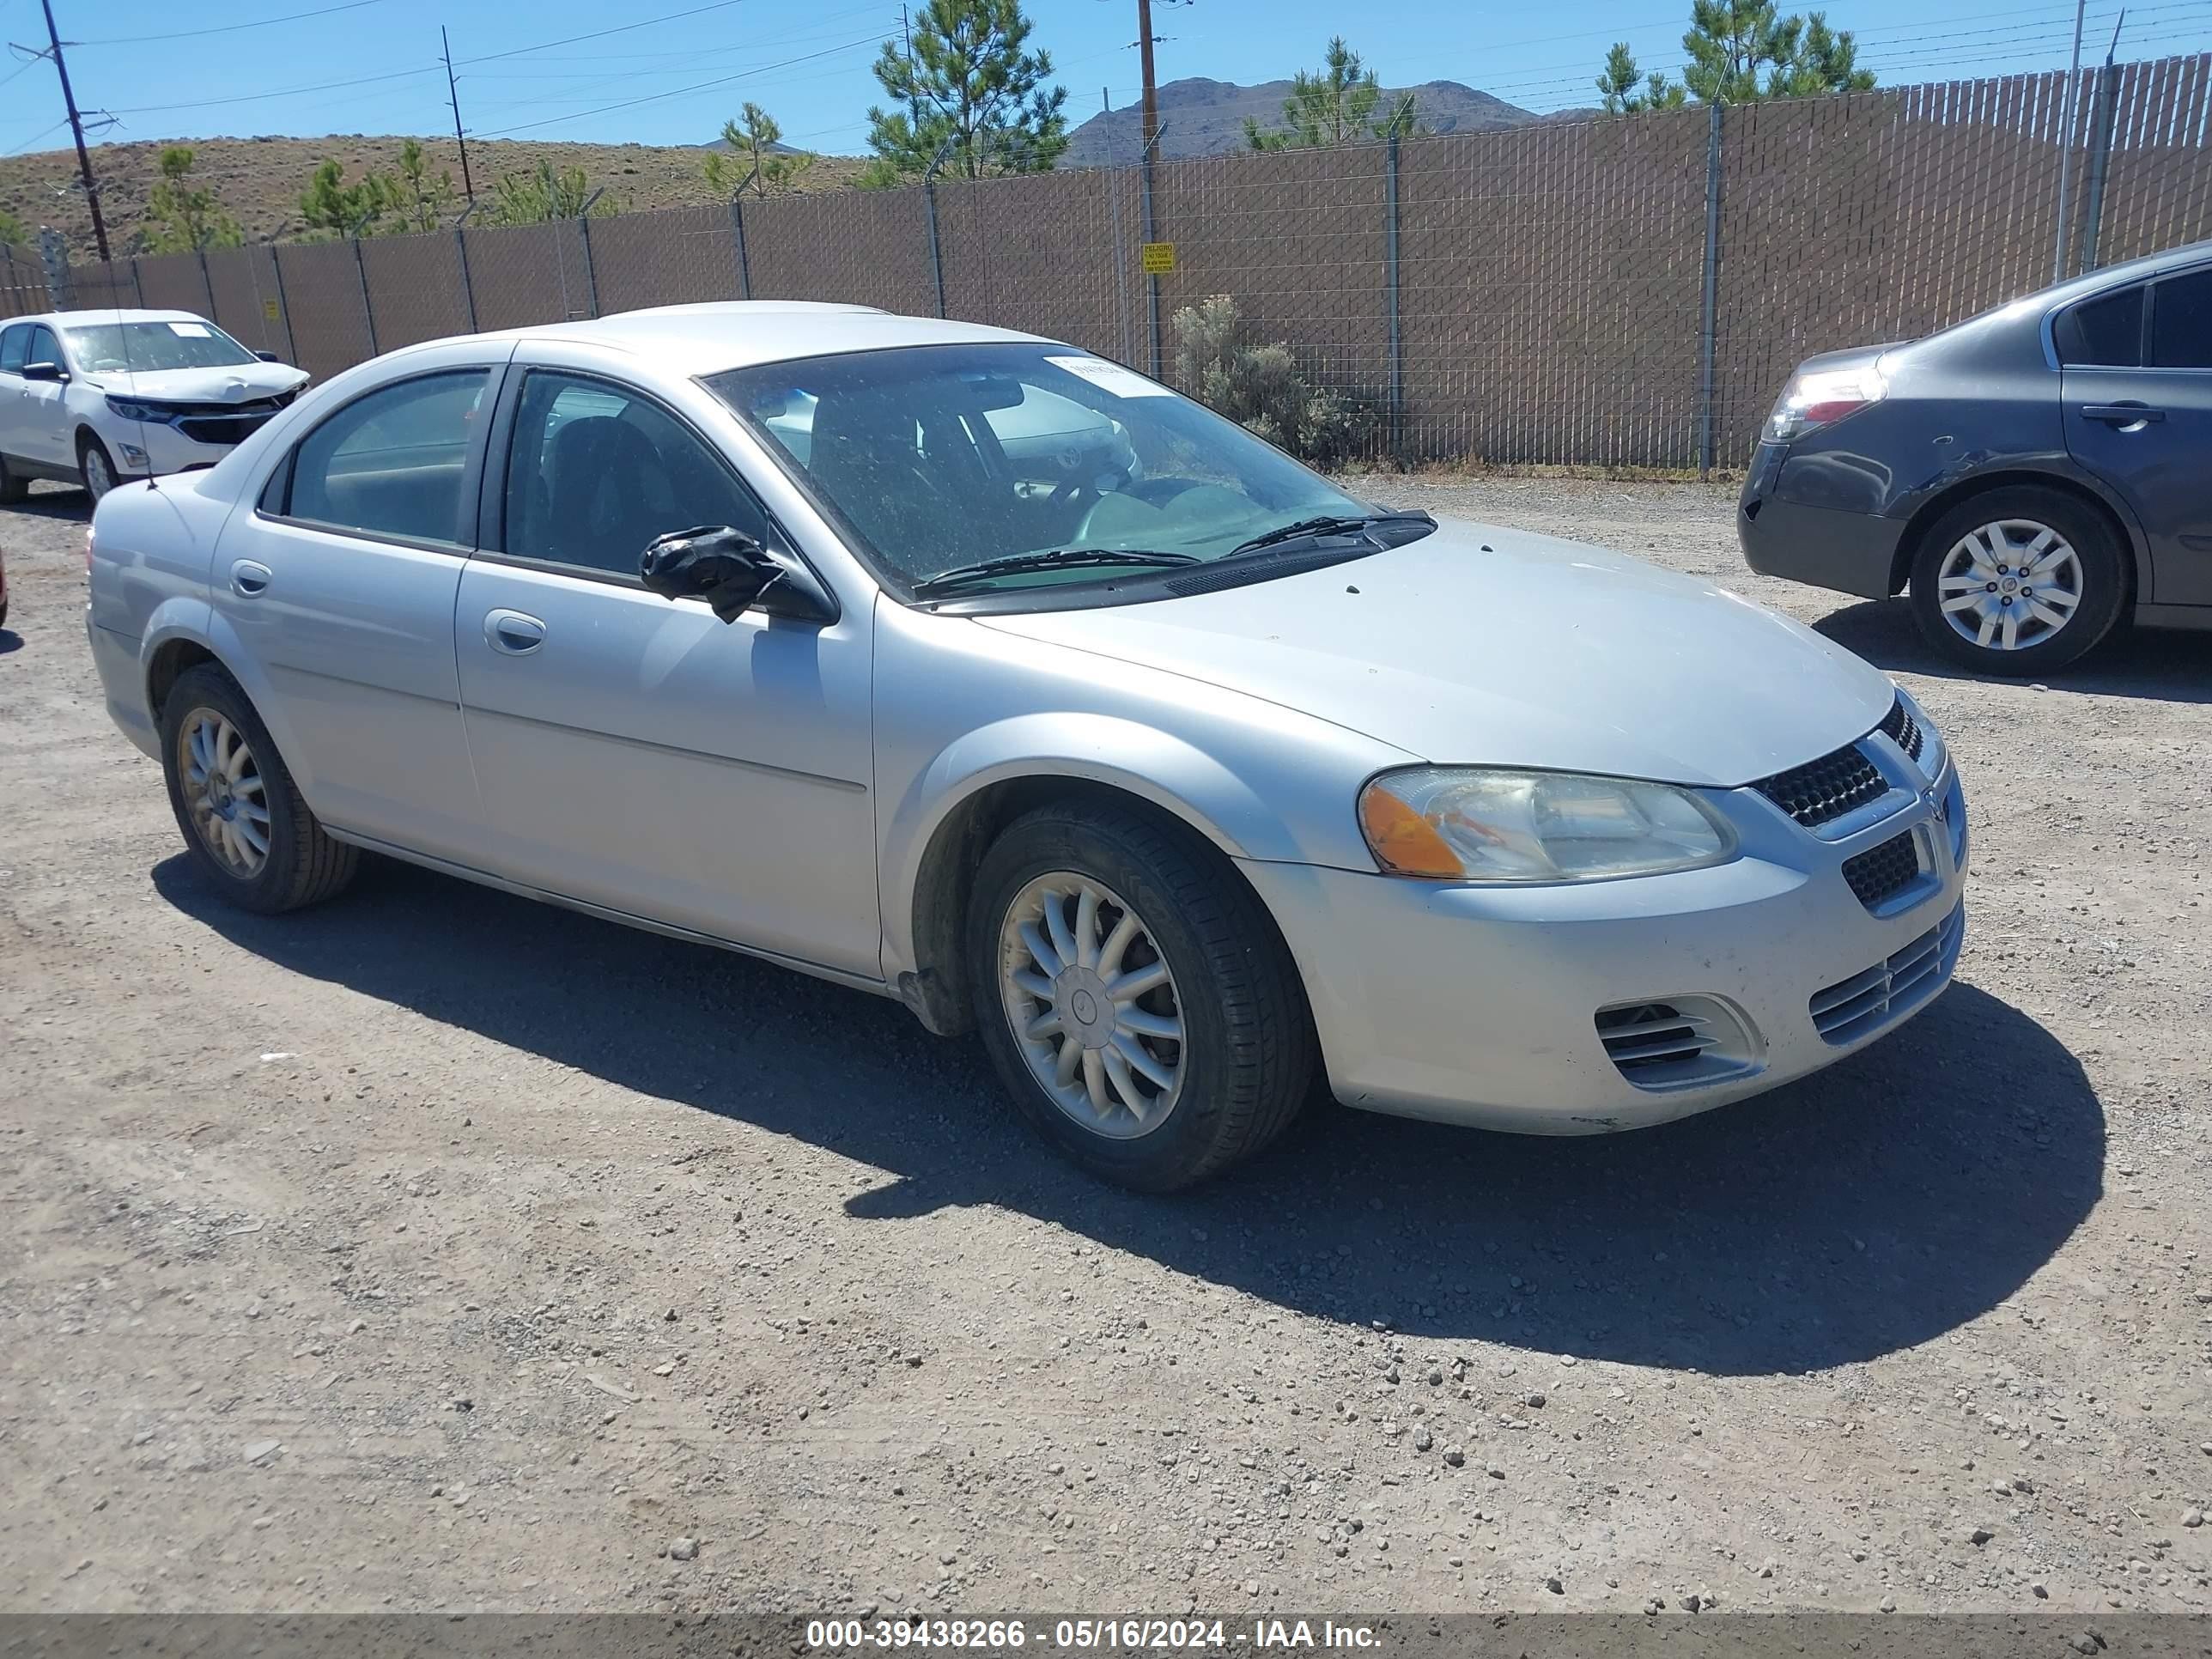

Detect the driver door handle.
xmin=2081 ymin=403 xmax=2166 ymax=426
xmin=484 ymin=609 xmax=546 ymax=655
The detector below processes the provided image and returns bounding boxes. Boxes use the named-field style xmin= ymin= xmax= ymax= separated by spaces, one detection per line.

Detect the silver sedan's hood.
xmin=973 ymin=520 xmax=1894 ymax=787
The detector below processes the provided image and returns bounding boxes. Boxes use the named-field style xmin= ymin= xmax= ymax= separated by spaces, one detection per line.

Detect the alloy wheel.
xmin=84 ymin=447 xmax=115 ymax=501
xmin=997 ymin=872 xmax=1186 ymax=1139
xmin=1934 ymin=519 xmax=2081 ymax=652
xmin=179 ymin=708 xmax=271 ymax=878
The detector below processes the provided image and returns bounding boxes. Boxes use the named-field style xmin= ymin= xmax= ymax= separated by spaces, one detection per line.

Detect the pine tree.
xmin=862 ymin=0 xmax=1067 ymax=185
xmin=1244 ymin=37 xmax=1417 ymax=149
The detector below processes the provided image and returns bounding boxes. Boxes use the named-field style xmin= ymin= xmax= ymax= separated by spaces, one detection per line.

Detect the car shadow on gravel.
xmin=1814 ymin=596 xmax=2212 ymax=704
xmin=155 ymin=853 xmax=2104 ymax=1379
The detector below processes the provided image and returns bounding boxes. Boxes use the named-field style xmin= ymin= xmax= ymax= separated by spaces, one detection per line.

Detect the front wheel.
xmin=78 ymin=433 xmax=122 ymax=503
xmin=159 ymin=663 xmax=358 ymax=913
xmin=1907 ymin=486 xmax=2127 ymax=675
xmin=968 ymin=800 xmax=1315 ymax=1190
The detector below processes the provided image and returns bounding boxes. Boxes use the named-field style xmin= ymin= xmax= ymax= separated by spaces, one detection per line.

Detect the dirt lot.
xmin=2 ymin=473 xmax=2209 ymax=1619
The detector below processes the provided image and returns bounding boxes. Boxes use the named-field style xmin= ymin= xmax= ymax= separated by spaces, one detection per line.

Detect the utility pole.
xmin=442 ymin=26 xmax=475 ymax=204
xmin=1136 ymin=0 xmax=1160 ymax=159
xmin=36 ymin=0 xmax=112 ymax=262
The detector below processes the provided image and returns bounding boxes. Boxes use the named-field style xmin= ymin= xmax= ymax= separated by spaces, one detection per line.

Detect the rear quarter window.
xmin=2055 ymin=286 xmax=2144 ymax=367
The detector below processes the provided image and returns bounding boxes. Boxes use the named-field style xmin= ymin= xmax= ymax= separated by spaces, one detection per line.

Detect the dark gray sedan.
xmin=1739 ymin=240 xmax=2211 ymax=674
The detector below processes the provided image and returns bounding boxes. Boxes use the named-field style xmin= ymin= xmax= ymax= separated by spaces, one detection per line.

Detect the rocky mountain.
xmin=1063 ymin=76 xmax=1543 ymax=167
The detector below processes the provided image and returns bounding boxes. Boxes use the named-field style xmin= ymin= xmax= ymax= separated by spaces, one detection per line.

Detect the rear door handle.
xmin=484 ymin=609 xmax=545 ymax=655
xmin=229 ymin=560 xmax=273 ymax=597
xmin=2081 ymin=403 xmax=2166 ymax=426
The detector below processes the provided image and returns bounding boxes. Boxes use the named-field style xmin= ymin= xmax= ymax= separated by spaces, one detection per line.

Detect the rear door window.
xmin=279 ymin=369 xmax=489 ymax=548
xmin=2149 ymin=268 xmax=2212 ymax=369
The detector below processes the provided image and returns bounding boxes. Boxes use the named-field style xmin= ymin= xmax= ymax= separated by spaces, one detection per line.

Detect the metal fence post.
xmin=925 ymin=180 xmax=947 ymax=319
xmin=1698 ymin=102 xmax=1725 ymax=480
xmin=197 ymin=246 xmax=216 ymax=319
xmin=1384 ymin=129 xmax=1404 ymax=465
xmin=2075 ymin=63 xmax=2120 ymax=274
xmin=730 ymin=196 xmax=752 ymax=300
xmin=350 ymin=236 xmax=380 ymax=356
xmin=578 ymin=216 xmax=602 ymax=319
xmin=130 ymin=257 xmax=145 ymax=308
xmin=269 ymin=245 xmax=301 ymax=368
xmin=455 ymin=224 xmax=478 ymax=331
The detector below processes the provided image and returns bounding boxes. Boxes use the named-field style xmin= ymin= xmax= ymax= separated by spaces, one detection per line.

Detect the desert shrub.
xmin=1170 ymin=294 xmax=1367 ymax=469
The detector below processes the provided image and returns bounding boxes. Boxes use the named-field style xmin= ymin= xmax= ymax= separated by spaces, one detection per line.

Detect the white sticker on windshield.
xmin=1044 ymin=354 xmax=1171 ymax=398
xmin=168 ymin=321 xmax=212 ymax=337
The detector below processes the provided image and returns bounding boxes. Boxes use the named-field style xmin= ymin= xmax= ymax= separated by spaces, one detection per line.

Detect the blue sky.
xmin=3 ymin=0 xmax=2205 ymax=159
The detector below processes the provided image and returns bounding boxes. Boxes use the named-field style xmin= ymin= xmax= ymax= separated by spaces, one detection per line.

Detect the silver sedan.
xmin=84 ymin=303 xmax=1967 ymax=1188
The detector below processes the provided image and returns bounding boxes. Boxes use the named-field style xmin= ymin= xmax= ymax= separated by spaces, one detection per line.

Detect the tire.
xmin=967 ymin=799 xmax=1315 ymax=1191
xmin=78 ymin=432 xmax=121 ymax=503
xmin=159 ymin=662 xmax=357 ymax=914
xmin=0 ymin=452 xmax=28 ymax=506
xmin=1907 ymin=485 xmax=2128 ymax=676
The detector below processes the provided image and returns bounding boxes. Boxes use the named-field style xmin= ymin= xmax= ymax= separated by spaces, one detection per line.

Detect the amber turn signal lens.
xmin=1358 ymin=783 xmax=1463 ymax=878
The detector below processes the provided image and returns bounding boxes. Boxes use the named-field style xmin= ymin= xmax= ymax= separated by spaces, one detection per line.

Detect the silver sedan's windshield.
xmin=708 ymin=343 xmax=1405 ymax=593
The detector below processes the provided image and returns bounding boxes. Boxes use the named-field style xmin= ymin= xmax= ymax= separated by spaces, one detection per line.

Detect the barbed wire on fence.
xmin=9 ymin=51 xmax=2211 ymax=471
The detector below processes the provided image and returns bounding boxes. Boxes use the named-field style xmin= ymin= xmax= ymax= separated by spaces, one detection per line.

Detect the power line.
xmin=453 ymin=0 xmax=749 ymax=68
xmin=107 ymin=61 xmax=441 ymax=115
xmin=3 ymin=114 xmax=70 ymax=155
xmin=70 ymin=0 xmax=383 ymax=47
xmin=471 ymin=34 xmax=885 ymax=137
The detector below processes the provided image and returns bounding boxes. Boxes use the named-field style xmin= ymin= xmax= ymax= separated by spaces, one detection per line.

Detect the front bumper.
xmin=1243 ymin=746 xmax=1968 ymax=1134
xmin=110 ymin=418 xmax=239 ymax=481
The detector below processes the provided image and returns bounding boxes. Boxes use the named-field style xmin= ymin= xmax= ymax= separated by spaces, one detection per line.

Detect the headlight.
xmin=1358 ymin=767 xmax=1737 ymax=883
xmin=105 ymin=396 xmax=163 ymax=422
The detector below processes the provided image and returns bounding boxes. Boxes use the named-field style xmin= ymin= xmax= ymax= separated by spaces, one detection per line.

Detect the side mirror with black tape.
xmin=640 ymin=525 xmax=780 ymax=622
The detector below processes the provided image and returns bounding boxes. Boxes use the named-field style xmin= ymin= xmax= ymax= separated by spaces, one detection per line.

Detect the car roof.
xmin=2027 ymin=236 xmax=2212 ymax=309
xmin=14 ymin=308 xmax=214 ymax=326
xmin=477 ymin=301 xmax=1054 ymax=375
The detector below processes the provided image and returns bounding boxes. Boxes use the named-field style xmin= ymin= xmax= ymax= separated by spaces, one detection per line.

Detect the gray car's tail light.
xmin=1753 ymin=742 xmax=1887 ymax=828
xmin=1878 ymin=695 xmax=1924 ymax=764
xmin=1593 ymin=997 xmax=1757 ymax=1090
xmin=1841 ymin=830 xmax=1920 ymax=909
xmin=1809 ymin=904 xmax=1963 ymax=1045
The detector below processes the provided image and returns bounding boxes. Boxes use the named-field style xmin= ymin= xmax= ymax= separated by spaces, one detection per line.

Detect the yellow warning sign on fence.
xmin=1139 ymin=241 xmax=1176 ymax=275
xmin=263 ymin=299 xmax=280 ymax=323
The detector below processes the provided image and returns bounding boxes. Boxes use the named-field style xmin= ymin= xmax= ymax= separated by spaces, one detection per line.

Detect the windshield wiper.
xmin=912 ymin=548 xmax=1200 ymax=596
xmin=1223 ymin=510 xmax=1436 ymax=560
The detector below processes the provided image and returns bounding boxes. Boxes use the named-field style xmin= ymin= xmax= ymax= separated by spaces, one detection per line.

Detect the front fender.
xmin=878 ymin=711 xmax=1319 ymax=984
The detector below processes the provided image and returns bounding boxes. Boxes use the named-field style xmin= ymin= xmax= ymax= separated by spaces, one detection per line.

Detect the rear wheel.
xmin=78 ymin=433 xmax=121 ymax=503
xmin=0 ymin=451 xmax=28 ymax=505
xmin=159 ymin=663 xmax=358 ymax=913
xmin=968 ymin=799 xmax=1314 ymax=1190
xmin=1907 ymin=485 xmax=2127 ymax=675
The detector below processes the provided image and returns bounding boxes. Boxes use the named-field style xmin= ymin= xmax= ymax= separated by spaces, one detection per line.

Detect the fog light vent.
xmin=1593 ymin=996 xmax=1759 ymax=1091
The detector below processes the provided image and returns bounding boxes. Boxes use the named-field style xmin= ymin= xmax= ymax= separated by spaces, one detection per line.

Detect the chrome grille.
xmin=1809 ymin=905 xmax=1962 ymax=1045
xmin=1879 ymin=696 xmax=1924 ymax=763
xmin=1841 ymin=830 xmax=1919 ymax=908
xmin=1754 ymin=743 xmax=1887 ymax=828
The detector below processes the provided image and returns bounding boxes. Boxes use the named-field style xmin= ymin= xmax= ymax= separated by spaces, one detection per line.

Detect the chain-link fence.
xmin=20 ymin=51 xmax=2212 ymax=471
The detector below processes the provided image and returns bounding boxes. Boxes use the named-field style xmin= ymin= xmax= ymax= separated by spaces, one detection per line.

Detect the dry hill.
xmin=0 ymin=136 xmax=867 ymax=260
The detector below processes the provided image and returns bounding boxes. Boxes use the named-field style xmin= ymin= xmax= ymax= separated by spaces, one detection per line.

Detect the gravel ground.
xmin=2 ymin=472 xmax=2209 ymax=1618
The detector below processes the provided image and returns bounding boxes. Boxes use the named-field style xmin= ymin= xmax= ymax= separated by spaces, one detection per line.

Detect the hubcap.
xmin=998 ymin=872 xmax=1185 ymax=1139
xmin=1935 ymin=519 xmax=2081 ymax=652
xmin=179 ymin=709 xmax=270 ymax=878
xmin=85 ymin=449 xmax=114 ymax=501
